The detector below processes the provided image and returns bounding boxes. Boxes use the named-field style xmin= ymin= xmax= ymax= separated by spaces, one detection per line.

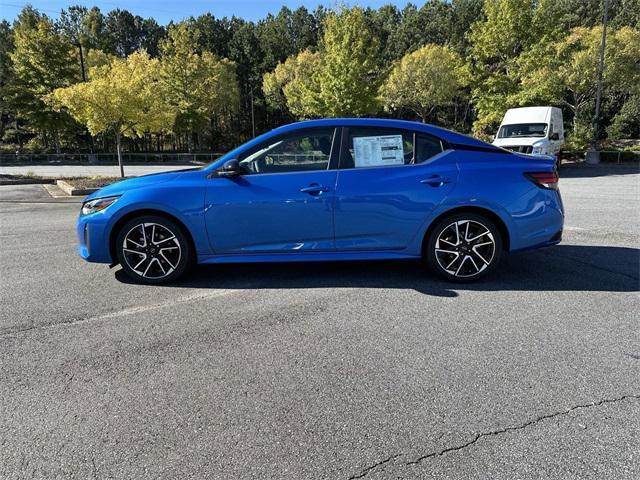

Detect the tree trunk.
xmin=53 ymin=128 xmax=61 ymax=154
xmin=115 ymin=130 xmax=125 ymax=178
xmin=187 ymin=130 xmax=194 ymax=153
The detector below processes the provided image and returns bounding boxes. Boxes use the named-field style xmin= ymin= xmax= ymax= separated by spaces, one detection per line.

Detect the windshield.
xmin=498 ymin=123 xmax=548 ymax=138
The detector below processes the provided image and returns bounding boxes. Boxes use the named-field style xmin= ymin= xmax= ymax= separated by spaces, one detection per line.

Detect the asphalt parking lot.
xmin=1 ymin=164 xmax=638 ymax=479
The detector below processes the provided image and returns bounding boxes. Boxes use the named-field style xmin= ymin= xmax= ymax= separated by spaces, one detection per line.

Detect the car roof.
xmin=269 ymin=118 xmax=495 ymax=150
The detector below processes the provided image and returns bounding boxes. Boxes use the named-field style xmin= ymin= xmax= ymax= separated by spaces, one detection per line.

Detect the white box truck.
xmin=493 ymin=107 xmax=564 ymax=164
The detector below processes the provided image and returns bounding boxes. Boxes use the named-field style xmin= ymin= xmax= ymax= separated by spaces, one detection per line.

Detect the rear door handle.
xmin=421 ymin=175 xmax=452 ymax=187
xmin=300 ymin=184 xmax=330 ymax=195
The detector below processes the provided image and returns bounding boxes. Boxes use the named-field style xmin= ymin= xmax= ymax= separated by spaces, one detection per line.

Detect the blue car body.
xmin=77 ymin=118 xmax=563 ymax=267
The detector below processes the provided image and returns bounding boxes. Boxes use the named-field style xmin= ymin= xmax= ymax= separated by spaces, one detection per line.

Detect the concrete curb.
xmin=0 ymin=178 xmax=55 ymax=186
xmin=56 ymin=180 xmax=99 ymax=196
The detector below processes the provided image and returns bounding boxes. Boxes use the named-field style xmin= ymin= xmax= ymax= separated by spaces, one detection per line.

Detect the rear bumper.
xmin=511 ymin=228 xmax=562 ymax=253
xmin=508 ymin=187 xmax=564 ymax=252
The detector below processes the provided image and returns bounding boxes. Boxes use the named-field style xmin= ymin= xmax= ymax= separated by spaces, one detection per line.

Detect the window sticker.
xmin=353 ymin=135 xmax=404 ymax=168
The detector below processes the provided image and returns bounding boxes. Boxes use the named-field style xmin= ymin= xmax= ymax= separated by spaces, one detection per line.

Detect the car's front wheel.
xmin=426 ymin=212 xmax=503 ymax=282
xmin=115 ymin=215 xmax=192 ymax=284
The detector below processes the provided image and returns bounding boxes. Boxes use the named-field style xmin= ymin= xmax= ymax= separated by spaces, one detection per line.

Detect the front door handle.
xmin=300 ymin=184 xmax=330 ymax=195
xmin=421 ymin=175 xmax=452 ymax=187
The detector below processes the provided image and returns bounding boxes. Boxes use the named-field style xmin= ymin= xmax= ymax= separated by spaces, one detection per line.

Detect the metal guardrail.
xmin=0 ymin=152 xmax=225 ymax=164
xmin=561 ymin=150 xmax=640 ymax=164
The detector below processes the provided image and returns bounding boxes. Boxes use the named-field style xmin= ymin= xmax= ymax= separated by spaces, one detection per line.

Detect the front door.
xmin=204 ymin=127 xmax=338 ymax=253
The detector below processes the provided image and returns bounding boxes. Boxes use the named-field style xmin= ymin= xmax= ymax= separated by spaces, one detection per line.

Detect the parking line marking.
xmin=2 ymin=289 xmax=237 ymax=337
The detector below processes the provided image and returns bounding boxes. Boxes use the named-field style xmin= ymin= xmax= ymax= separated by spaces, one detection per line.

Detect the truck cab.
xmin=493 ymin=107 xmax=564 ymax=164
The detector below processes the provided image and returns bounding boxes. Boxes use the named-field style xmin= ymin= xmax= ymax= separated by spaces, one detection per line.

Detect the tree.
xmin=263 ymin=49 xmax=322 ymax=119
xmin=312 ymin=7 xmax=381 ymax=117
xmin=379 ymin=44 xmax=467 ymax=123
xmin=103 ymin=9 xmax=165 ymax=57
xmin=515 ymin=26 xmax=640 ymax=145
xmin=0 ymin=20 xmax=14 ymax=140
xmin=255 ymin=6 xmax=320 ymax=74
xmin=48 ymin=51 xmax=174 ymax=176
xmin=8 ymin=11 xmax=80 ymax=152
xmin=160 ymin=22 xmax=240 ymax=151
xmin=467 ymin=0 xmax=555 ymax=136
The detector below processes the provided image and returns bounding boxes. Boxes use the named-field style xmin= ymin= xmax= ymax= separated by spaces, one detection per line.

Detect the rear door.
xmin=333 ymin=126 xmax=458 ymax=252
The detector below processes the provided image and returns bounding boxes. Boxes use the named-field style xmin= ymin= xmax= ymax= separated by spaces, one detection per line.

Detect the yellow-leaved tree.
xmin=262 ymin=49 xmax=322 ymax=119
xmin=159 ymin=22 xmax=240 ymax=152
xmin=379 ymin=44 xmax=468 ymax=123
xmin=262 ymin=6 xmax=381 ymax=119
xmin=48 ymin=51 xmax=174 ymax=177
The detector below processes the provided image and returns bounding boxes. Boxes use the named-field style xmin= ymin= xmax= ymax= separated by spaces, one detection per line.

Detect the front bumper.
xmin=76 ymin=213 xmax=113 ymax=263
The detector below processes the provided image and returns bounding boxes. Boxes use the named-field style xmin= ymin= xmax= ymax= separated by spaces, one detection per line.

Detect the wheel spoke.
xmin=436 ymin=248 xmax=458 ymax=255
xmin=154 ymin=235 xmax=176 ymax=245
xmin=471 ymin=246 xmax=490 ymax=265
xmin=454 ymin=255 xmax=468 ymax=276
xmin=439 ymin=237 xmax=457 ymax=247
xmin=445 ymin=253 xmax=461 ymax=270
xmin=474 ymin=241 xmax=493 ymax=248
xmin=467 ymin=254 xmax=480 ymax=272
xmin=467 ymin=229 xmax=491 ymax=242
xmin=123 ymin=248 xmax=145 ymax=256
xmin=159 ymin=250 xmax=177 ymax=270
xmin=154 ymin=257 xmax=166 ymax=275
xmin=132 ymin=254 xmax=148 ymax=271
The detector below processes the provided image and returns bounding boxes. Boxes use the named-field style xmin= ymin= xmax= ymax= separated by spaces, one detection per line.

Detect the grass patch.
xmin=60 ymin=176 xmax=127 ymax=189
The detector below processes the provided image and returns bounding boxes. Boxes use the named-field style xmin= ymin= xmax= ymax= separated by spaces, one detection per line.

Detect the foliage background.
xmin=0 ymin=0 xmax=638 ymax=155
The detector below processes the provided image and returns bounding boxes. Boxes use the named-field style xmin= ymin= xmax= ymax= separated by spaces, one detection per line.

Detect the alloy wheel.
xmin=434 ymin=220 xmax=496 ymax=278
xmin=121 ymin=222 xmax=182 ymax=280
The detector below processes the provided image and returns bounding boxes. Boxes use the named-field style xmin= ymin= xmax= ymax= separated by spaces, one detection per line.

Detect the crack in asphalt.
xmin=348 ymin=394 xmax=640 ymax=479
xmin=348 ymin=454 xmax=402 ymax=479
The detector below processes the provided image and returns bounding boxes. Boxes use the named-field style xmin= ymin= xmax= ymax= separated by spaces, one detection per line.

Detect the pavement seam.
xmin=347 ymin=394 xmax=640 ymax=479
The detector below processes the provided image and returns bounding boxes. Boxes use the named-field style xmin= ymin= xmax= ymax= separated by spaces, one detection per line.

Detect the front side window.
xmin=239 ymin=128 xmax=335 ymax=175
xmin=498 ymin=123 xmax=548 ymax=138
xmin=341 ymin=127 xmax=443 ymax=169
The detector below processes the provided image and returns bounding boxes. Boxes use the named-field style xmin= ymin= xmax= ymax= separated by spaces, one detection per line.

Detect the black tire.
xmin=115 ymin=215 xmax=192 ymax=284
xmin=425 ymin=212 xmax=503 ymax=282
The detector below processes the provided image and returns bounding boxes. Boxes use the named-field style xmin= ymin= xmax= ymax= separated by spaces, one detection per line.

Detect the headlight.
xmin=532 ymin=145 xmax=545 ymax=155
xmin=81 ymin=196 xmax=120 ymax=215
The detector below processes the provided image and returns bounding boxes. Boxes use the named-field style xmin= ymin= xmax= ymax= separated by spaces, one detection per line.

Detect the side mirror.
xmin=550 ymin=132 xmax=560 ymax=141
xmin=216 ymin=158 xmax=242 ymax=178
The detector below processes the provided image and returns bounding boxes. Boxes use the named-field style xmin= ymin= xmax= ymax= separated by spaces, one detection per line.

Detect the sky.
xmin=0 ymin=1 xmax=422 ymax=24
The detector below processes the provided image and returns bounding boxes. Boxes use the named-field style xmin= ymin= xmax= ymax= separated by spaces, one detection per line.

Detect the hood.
xmin=84 ymin=168 xmax=197 ymax=201
xmin=493 ymin=137 xmax=548 ymax=147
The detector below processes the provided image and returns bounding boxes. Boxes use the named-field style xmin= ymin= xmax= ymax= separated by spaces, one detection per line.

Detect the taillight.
xmin=525 ymin=171 xmax=559 ymax=190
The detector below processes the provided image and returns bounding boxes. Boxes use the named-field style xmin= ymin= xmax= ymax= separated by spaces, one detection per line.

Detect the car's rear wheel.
xmin=425 ymin=212 xmax=503 ymax=282
xmin=115 ymin=215 xmax=192 ymax=284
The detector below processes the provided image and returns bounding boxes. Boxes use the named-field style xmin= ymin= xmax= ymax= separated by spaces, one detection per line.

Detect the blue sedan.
xmin=77 ymin=118 xmax=563 ymax=283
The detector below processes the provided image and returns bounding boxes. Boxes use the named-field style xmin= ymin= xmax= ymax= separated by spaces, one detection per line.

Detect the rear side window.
xmin=415 ymin=134 xmax=444 ymax=163
xmin=341 ymin=127 xmax=443 ymax=169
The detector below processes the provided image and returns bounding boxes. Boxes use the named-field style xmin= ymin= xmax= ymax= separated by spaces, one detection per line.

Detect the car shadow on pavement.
xmin=115 ymin=244 xmax=639 ymax=297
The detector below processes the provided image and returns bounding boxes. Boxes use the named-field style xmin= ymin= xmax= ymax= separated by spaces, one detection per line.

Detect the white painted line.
xmin=57 ymin=289 xmax=236 ymax=330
